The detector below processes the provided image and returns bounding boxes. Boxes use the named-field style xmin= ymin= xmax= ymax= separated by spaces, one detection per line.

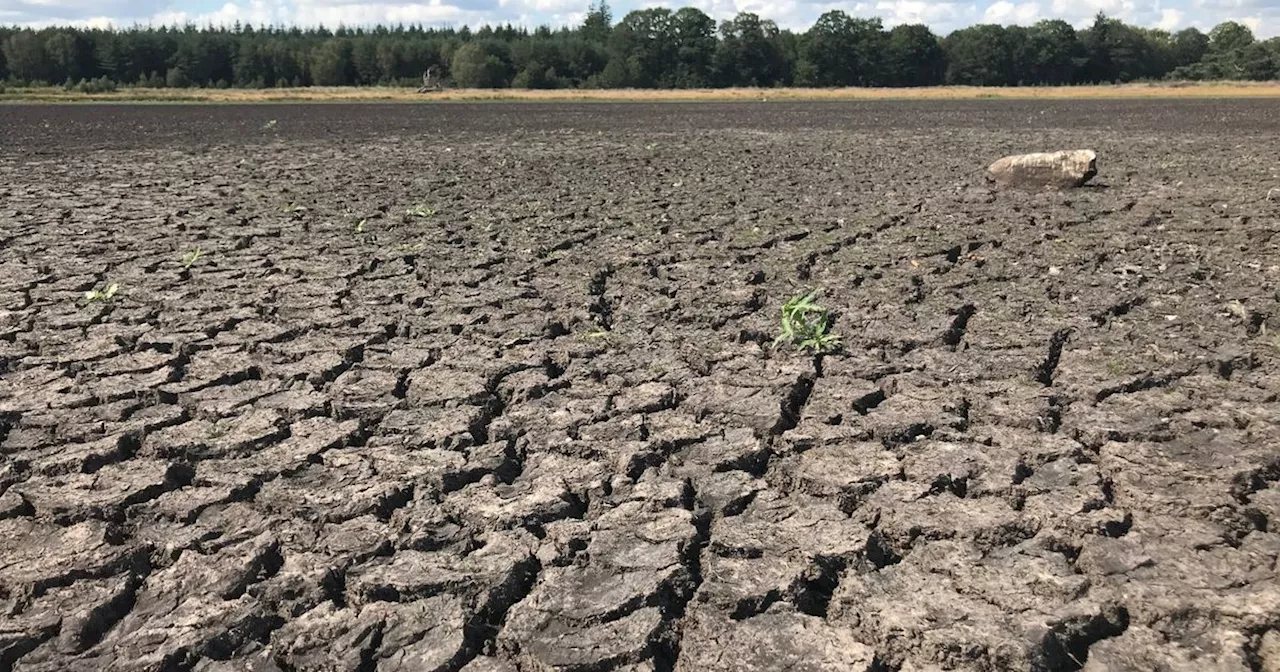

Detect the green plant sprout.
xmin=774 ymin=290 xmax=841 ymax=353
xmin=84 ymin=282 xmax=120 ymax=303
xmin=181 ymin=247 xmax=203 ymax=268
xmin=405 ymin=204 xmax=435 ymax=218
xmin=355 ymin=219 xmax=368 ymax=233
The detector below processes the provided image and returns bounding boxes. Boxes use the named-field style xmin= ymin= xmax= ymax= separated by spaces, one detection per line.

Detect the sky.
xmin=0 ymin=0 xmax=1275 ymax=38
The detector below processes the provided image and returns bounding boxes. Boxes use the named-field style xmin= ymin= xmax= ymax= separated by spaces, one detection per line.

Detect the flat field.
xmin=1 ymin=100 xmax=1279 ymax=671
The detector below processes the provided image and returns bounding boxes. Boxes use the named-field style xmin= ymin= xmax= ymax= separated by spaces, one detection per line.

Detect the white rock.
xmin=987 ymin=149 xmax=1098 ymax=190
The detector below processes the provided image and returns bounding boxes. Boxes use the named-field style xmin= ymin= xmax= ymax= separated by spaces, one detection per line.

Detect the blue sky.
xmin=1 ymin=0 xmax=1275 ymax=37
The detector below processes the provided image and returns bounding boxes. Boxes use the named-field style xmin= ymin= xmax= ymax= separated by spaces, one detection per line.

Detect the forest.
xmin=1 ymin=4 xmax=1277 ymax=92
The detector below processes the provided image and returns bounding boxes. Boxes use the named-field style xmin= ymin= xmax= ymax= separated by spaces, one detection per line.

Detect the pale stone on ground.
xmin=987 ymin=149 xmax=1098 ymax=189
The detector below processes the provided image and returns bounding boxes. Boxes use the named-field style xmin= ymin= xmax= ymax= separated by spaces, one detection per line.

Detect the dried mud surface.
xmin=1 ymin=100 xmax=1279 ymax=671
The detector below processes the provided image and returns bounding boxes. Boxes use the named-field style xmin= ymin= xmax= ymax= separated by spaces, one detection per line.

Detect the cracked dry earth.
xmin=1 ymin=100 xmax=1279 ymax=672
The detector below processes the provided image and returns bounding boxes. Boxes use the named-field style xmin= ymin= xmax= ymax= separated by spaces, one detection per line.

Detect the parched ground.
xmin=1 ymin=100 xmax=1279 ymax=671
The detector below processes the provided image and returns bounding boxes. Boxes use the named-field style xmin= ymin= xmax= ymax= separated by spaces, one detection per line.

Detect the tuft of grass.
xmin=181 ymin=247 xmax=203 ymax=268
xmin=775 ymin=290 xmax=841 ymax=353
xmin=84 ymin=282 xmax=120 ymax=303
xmin=405 ymin=204 xmax=436 ymax=218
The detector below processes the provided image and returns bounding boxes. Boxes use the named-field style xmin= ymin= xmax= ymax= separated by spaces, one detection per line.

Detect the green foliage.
xmin=1170 ymin=26 xmax=1278 ymax=81
xmin=181 ymin=247 xmax=202 ymax=268
xmin=1079 ymin=12 xmax=1164 ymax=82
xmin=1026 ymin=20 xmax=1085 ymax=84
xmin=1239 ymin=41 xmax=1280 ymax=80
xmin=166 ymin=66 xmax=191 ymax=88
xmin=43 ymin=31 xmax=83 ymax=82
xmin=1171 ymin=28 xmax=1209 ymax=67
xmin=669 ymin=7 xmax=718 ymax=87
xmin=582 ymin=1 xmax=612 ymax=44
xmin=0 ymin=12 xmax=1270 ymax=94
xmin=945 ymin=24 xmax=1020 ymax=85
xmin=604 ymin=7 xmax=717 ymax=88
xmin=512 ymin=61 xmax=564 ymax=88
xmin=311 ymin=38 xmax=354 ymax=86
xmin=2 ymin=32 xmax=53 ymax=82
xmin=405 ymin=204 xmax=436 ymax=218
xmin=886 ymin=24 xmax=946 ymax=86
xmin=1209 ymin=21 xmax=1254 ymax=54
xmin=775 ymin=290 xmax=841 ymax=354
xmin=451 ymin=41 xmax=512 ymax=87
xmin=802 ymin=12 xmax=887 ymax=86
xmin=715 ymin=13 xmax=789 ymax=87
xmin=73 ymin=75 xmax=116 ymax=93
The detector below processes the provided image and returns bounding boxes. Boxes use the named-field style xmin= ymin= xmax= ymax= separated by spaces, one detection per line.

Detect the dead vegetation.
xmin=3 ymin=81 xmax=1280 ymax=103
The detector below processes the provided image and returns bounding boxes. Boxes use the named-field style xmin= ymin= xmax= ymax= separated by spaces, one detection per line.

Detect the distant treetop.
xmin=0 ymin=11 xmax=1274 ymax=89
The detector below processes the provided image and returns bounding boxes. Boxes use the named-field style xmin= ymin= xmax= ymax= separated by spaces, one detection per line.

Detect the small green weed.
xmin=84 ymin=282 xmax=120 ymax=303
xmin=774 ymin=290 xmax=841 ymax=353
xmin=355 ymin=219 xmax=368 ymax=234
xmin=263 ymin=119 xmax=278 ymax=131
xmin=405 ymin=204 xmax=436 ymax=218
xmin=181 ymin=247 xmax=203 ymax=268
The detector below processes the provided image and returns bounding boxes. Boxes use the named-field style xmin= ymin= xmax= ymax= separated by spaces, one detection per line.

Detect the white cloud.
xmin=685 ymin=0 xmax=805 ymax=24
xmin=1157 ymin=7 xmax=1183 ymax=28
xmin=874 ymin=0 xmax=968 ymax=25
xmin=293 ymin=3 xmax=474 ymax=26
xmin=1049 ymin=0 xmax=1139 ymax=26
xmin=1 ymin=0 xmax=171 ymax=24
xmin=982 ymin=0 xmax=1039 ymax=23
xmin=154 ymin=0 xmax=290 ymax=26
xmin=1227 ymin=13 xmax=1262 ymax=30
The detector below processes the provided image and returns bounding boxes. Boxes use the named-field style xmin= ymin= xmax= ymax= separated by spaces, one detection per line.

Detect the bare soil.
xmin=1 ymin=100 xmax=1279 ymax=671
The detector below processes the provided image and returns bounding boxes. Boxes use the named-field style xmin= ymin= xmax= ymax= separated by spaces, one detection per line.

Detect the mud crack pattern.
xmin=2 ymin=101 xmax=1280 ymax=671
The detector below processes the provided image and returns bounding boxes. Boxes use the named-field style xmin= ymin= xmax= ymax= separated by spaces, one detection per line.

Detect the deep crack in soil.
xmin=1 ymin=100 xmax=1280 ymax=671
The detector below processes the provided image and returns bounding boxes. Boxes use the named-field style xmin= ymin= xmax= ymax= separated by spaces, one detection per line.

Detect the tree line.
xmin=1 ymin=5 xmax=1277 ymax=92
